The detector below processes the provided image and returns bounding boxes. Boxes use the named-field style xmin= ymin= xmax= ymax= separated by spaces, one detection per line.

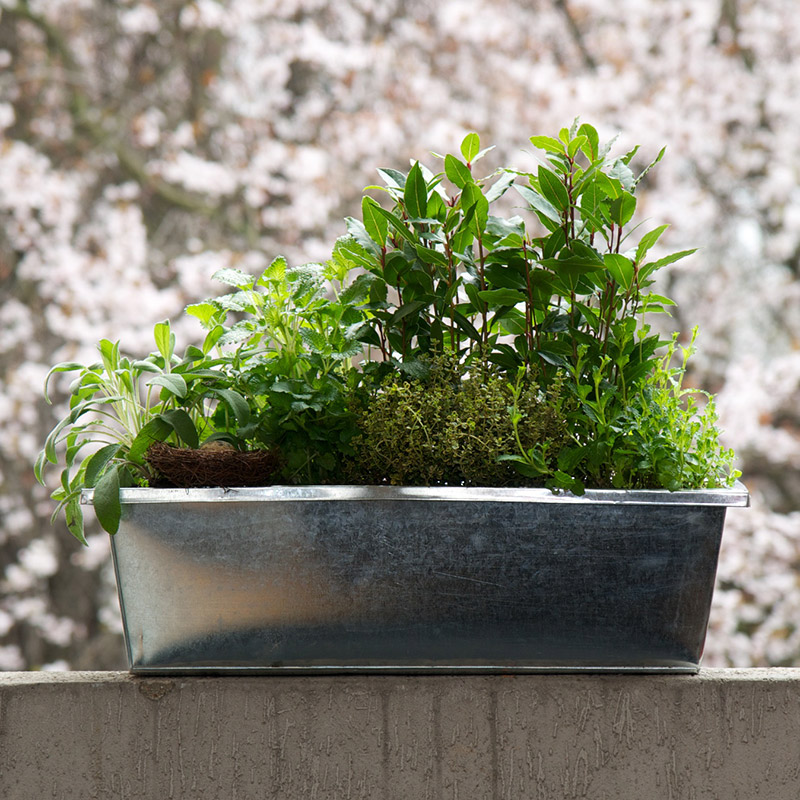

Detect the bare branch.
xmin=552 ymin=0 xmax=597 ymax=72
xmin=711 ymin=0 xmax=755 ymax=69
xmin=3 ymin=3 xmax=217 ymax=215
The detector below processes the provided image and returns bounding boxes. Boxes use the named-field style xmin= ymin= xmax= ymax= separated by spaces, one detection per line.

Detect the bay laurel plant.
xmin=340 ymin=122 xmax=738 ymax=493
xmin=37 ymin=121 xmax=739 ymax=544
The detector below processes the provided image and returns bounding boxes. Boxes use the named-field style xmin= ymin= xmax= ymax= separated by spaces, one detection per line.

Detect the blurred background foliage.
xmin=0 ymin=0 xmax=798 ymax=670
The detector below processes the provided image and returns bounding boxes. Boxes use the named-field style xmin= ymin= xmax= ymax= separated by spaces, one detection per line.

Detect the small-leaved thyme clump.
xmin=343 ymin=356 xmax=573 ymax=486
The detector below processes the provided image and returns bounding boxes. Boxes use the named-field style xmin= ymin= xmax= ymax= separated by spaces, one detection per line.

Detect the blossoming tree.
xmin=0 ymin=0 xmax=798 ymax=669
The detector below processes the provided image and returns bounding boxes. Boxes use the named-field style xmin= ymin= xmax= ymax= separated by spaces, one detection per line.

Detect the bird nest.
xmin=144 ymin=442 xmax=282 ymax=488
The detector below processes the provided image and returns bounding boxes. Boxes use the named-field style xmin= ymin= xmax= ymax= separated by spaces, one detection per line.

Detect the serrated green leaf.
xmin=335 ymin=235 xmax=382 ymax=271
xmin=331 ymin=340 xmax=364 ymax=361
xmin=288 ymin=263 xmax=325 ymax=298
xmin=185 ymin=302 xmax=219 ymax=328
xmin=260 ymin=255 xmax=287 ymax=283
xmin=300 ymin=328 xmax=329 ymax=354
xmin=217 ymin=291 xmax=255 ymax=313
xmin=339 ymin=272 xmax=376 ymax=306
xmin=213 ymin=267 xmax=255 ymax=289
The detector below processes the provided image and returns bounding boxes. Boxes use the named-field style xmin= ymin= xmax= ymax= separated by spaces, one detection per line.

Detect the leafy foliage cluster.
xmin=342 ymin=355 xmax=573 ymax=487
xmin=340 ymin=122 xmax=737 ymax=492
xmin=606 ymin=330 xmax=736 ymax=491
xmin=183 ymin=255 xmax=369 ymax=483
xmin=37 ymin=123 xmax=740 ymax=543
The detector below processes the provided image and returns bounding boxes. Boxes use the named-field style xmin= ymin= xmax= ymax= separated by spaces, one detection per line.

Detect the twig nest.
xmin=144 ymin=442 xmax=281 ymax=488
xmin=199 ymin=440 xmax=236 ymax=452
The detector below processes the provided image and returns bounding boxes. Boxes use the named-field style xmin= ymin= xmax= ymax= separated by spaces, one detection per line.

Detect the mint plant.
xmin=185 ymin=254 xmax=372 ymax=482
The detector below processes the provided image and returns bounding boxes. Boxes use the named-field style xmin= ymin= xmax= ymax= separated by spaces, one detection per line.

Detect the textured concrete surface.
xmin=1 ymin=669 xmax=799 ymax=799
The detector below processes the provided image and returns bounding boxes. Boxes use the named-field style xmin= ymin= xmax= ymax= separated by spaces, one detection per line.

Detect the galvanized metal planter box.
xmin=90 ymin=483 xmax=749 ymax=674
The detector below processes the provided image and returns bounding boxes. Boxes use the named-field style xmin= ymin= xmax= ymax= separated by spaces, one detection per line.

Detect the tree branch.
xmin=4 ymin=2 xmax=217 ymax=215
xmin=552 ymin=0 xmax=597 ymax=72
xmin=712 ymin=0 xmax=755 ymax=70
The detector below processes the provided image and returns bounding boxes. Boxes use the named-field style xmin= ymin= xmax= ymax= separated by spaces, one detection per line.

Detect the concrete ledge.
xmin=1 ymin=669 xmax=799 ymax=799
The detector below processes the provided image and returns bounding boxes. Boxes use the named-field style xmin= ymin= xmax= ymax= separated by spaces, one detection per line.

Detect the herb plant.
xmin=343 ymin=354 xmax=573 ymax=486
xmin=185 ymin=254 xmax=372 ymax=483
xmin=34 ymin=322 xmax=208 ymax=542
xmin=339 ymin=121 xmax=738 ymax=492
xmin=37 ymin=121 xmax=740 ymax=544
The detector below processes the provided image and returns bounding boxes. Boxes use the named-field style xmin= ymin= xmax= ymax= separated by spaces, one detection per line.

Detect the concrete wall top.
xmin=1 ymin=668 xmax=799 ymax=799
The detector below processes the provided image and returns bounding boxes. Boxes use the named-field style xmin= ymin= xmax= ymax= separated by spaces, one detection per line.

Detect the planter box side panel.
xmin=109 ymin=496 xmax=728 ymax=673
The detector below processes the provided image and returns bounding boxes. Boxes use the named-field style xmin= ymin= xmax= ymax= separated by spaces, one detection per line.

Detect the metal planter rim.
xmin=82 ymin=480 xmax=750 ymax=507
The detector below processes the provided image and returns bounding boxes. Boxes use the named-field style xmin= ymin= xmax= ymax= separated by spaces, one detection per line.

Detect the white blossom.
xmin=0 ymin=645 xmax=24 ymax=671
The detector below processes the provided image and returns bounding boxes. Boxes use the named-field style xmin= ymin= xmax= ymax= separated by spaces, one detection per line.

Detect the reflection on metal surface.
xmin=95 ymin=484 xmax=748 ymax=674
xmin=96 ymin=481 xmax=751 ymax=507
